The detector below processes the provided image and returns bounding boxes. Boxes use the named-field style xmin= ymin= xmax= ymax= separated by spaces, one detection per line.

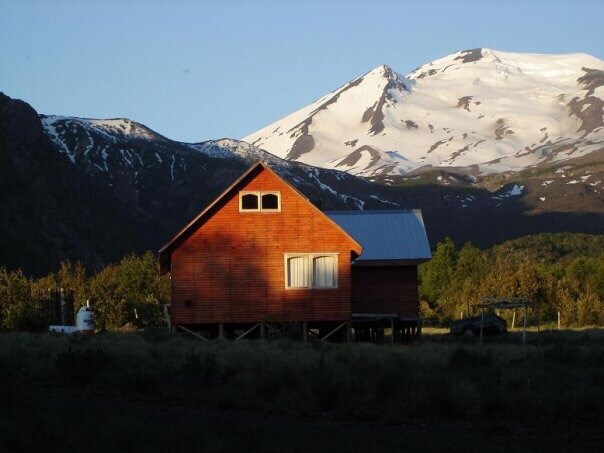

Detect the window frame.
xmin=284 ymin=253 xmax=339 ymax=290
xmin=239 ymin=191 xmax=260 ymax=212
xmin=239 ymin=191 xmax=281 ymax=212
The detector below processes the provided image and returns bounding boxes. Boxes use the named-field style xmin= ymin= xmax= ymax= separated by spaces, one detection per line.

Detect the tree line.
xmin=419 ymin=234 xmax=604 ymax=327
xmin=0 ymin=233 xmax=602 ymax=331
xmin=0 ymin=252 xmax=169 ymax=331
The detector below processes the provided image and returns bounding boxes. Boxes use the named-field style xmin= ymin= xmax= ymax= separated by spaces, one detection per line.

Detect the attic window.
xmin=239 ymin=191 xmax=281 ymax=212
xmin=262 ymin=193 xmax=279 ymax=210
xmin=240 ymin=193 xmax=259 ymax=211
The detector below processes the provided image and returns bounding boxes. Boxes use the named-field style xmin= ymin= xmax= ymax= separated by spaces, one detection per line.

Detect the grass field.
xmin=1 ymin=328 xmax=602 ymax=452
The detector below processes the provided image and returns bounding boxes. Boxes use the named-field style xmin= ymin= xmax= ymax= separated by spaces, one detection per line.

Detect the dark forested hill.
xmin=1 ymin=92 xmax=603 ymax=275
xmin=0 ymin=93 xmax=142 ymax=274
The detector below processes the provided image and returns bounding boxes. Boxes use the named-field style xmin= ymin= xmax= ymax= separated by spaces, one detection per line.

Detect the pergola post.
xmin=476 ymin=298 xmax=531 ymax=345
xmin=479 ymin=306 xmax=484 ymax=346
xmin=260 ymin=323 xmax=266 ymax=339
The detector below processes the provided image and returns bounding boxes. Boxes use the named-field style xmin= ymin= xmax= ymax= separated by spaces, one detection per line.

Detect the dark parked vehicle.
xmin=450 ymin=313 xmax=507 ymax=336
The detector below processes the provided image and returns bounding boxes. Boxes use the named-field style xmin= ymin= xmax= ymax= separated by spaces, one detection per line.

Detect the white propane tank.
xmin=76 ymin=301 xmax=95 ymax=334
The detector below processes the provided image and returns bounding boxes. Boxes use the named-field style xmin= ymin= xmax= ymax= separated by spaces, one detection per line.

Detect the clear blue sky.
xmin=1 ymin=0 xmax=602 ymax=142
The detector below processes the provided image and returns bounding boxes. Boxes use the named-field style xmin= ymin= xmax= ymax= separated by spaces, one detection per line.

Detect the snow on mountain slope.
xmin=243 ymin=48 xmax=604 ymax=177
xmin=39 ymin=115 xmax=375 ymax=211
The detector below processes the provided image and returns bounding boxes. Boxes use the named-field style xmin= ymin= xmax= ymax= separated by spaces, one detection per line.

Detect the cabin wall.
xmin=351 ymin=266 xmax=419 ymax=318
xmin=170 ymin=168 xmax=360 ymax=325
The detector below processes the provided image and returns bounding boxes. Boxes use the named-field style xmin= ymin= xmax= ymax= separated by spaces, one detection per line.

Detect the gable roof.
xmin=158 ymin=162 xmax=361 ymax=273
xmin=326 ymin=210 xmax=432 ymax=265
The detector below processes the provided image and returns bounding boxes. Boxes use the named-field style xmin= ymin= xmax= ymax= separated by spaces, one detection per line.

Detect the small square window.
xmin=239 ymin=191 xmax=280 ymax=212
xmin=241 ymin=193 xmax=259 ymax=210
xmin=261 ymin=193 xmax=280 ymax=211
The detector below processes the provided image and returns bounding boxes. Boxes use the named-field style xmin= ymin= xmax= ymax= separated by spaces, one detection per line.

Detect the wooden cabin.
xmin=159 ymin=162 xmax=431 ymax=342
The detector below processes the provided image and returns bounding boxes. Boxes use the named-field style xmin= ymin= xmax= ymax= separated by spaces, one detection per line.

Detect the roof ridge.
xmin=325 ymin=209 xmax=421 ymax=214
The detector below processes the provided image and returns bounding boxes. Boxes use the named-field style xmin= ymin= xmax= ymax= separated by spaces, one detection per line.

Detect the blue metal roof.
xmin=325 ymin=210 xmax=432 ymax=263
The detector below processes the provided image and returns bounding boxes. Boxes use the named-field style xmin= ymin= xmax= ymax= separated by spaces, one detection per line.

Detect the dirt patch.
xmin=567 ymin=96 xmax=604 ymax=136
xmin=454 ymin=48 xmax=483 ymax=63
xmin=494 ymin=118 xmax=515 ymax=140
xmin=427 ymin=139 xmax=448 ymax=154
xmin=448 ymin=144 xmax=471 ymax=162
xmin=361 ymin=99 xmax=386 ymax=135
xmin=415 ymin=68 xmax=437 ymax=79
xmin=578 ymin=67 xmax=604 ymax=96
xmin=361 ymin=104 xmax=375 ymax=123
xmin=457 ymin=96 xmax=473 ymax=112
xmin=286 ymin=134 xmax=315 ymax=160
xmin=344 ymin=139 xmax=358 ymax=147
xmin=336 ymin=145 xmax=381 ymax=169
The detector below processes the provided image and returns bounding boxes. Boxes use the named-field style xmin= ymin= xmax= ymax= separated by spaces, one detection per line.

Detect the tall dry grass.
xmin=0 ymin=329 xmax=601 ymax=425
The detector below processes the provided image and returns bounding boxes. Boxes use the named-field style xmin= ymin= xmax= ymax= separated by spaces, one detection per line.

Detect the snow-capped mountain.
xmin=243 ymin=48 xmax=604 ymax=177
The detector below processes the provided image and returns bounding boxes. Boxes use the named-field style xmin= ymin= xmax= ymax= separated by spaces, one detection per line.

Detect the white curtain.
xmin=288 ymin=256 xmax=310 ymax=288
xmin=313 ymin=256 xmax=336 ymax=288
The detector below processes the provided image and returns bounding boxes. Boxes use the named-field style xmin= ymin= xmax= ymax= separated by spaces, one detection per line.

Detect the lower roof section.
xmin=325 ymin=210 xmax=432 ymax=264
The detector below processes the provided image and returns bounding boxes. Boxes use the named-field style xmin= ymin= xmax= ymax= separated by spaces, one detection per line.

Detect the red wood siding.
xmin=351 ymin=266 xmax=419 ymax=319
xmin=170 ymin=167 xmax=361 ymax=325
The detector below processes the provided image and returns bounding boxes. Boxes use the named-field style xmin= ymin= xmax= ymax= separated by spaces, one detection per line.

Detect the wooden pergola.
xmin=476 ymin=297 xmax=530 ymax=345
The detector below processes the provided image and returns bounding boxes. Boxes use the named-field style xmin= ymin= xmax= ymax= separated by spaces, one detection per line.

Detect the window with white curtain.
xmin=285 ymin=254 xmax=338 ymax=289
xmin=313 ymin=256 xmax=336 ymax=288
xmin=287 ymin=256 xmax=311 ymax=288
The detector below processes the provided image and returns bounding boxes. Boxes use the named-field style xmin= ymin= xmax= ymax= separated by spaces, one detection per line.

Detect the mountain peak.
xmin=361 ymin=64 xmax=409 ymax=95
xmin=376 ymin=63 xmax=393 ymax=72
xmin=366 ymin=64 xmax=397 ymax=78
xmin=243 ymin=49 xmax=604 ymax=177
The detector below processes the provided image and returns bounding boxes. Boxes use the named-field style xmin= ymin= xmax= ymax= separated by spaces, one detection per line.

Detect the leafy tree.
xmin=419 ymin=237 xmax=457 ymax=304
xmin=0 ymin=267 xmax=45 ymax=331
xmin=88 ymin=252 xmax=169 ymax=330
xmin=57 ymin=261 xmax=88 ymax=309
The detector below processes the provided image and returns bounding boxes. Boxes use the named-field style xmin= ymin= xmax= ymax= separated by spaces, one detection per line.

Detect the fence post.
xmin=557 ymin=311 xmax=561 ymax=330
xmin=522 ymin=304 xmax=528 ymax=345
xmin=60 ymin=287 xmax=66 ymax=326
xmin=479 ymin=307 xmax=484 ymax=346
